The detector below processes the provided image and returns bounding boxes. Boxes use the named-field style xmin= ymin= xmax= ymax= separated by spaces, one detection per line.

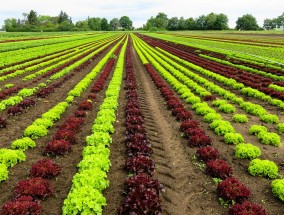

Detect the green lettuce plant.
xmin=0 ymin=163 xmax=8 ymax=182
xmin=86 ymin=132 xmax=112 ymax=147
xmin=248 ymin=125 xmax=267 ymax=135
xmin=1 ymin=96 xmax=23 ymax=106
xmin=277 ymin=123 xmax=284 ymax=134
xmin=71 ymin=168 xmax=109 ymax=190
xmin=272 ymin=179 xmax=284 ymax=201
xmin=218 ymin=104 xmax=236 ymax=113
xmin=77 ymin=153 xmax=111 ymax=172
xmin=260 ymin=114 xmax=279 ymax=124
xmin=62 ymin=187 xmax=106 ymax=215
xmin=24 ymin=125 xmax=48 ymax=140
xmin=232 ymin=114 xmax=248 ymax=123
xmin=82 ymin=145 xmax=110 ymax=158
xmin=18 ymin=88 xmax=37 ymax=97
xmin=92 ymin=123 xmax=114 ymax=134
xmin=0 ymin=149 xmax=26 ymax=167
xmin=248 ymin=159 xmax=278 ymax=179
xmin=11 ymin=137 xmax=36 ymax=151
xmin=210 ymin=120 xmax=236 ymax=136
xmin=224 ymin=133 xmax=244 ymax=145
xmin=32 ymin=118 xmax=53 ymax=128
xmin=235 ymin=143 xmax=261 ymax=159
xmin=212 ymin=99 xmax=227 ymax=107
xmin=257 ymin=131 xmax=281 ymax=147
xmin=5 ymin=83 xmax=14 ymax=89
xmin=203 ymin=113 xmax=222 ymax=123
xmin=185 ymin=96 xmax=201 ymax=104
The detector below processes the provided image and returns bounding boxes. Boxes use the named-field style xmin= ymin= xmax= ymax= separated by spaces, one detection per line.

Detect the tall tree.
xmin=75 ymin=20 xmax=90 ymax=31
xmin=185 ymin=17 xmax=195 ymax=30
xmin=178 ymin=17 xmax=187 ymax=30
xmin=101 ymin=18 xmax=110 ymax=31
xmin=88 ymin=17 xmax=101 ymax=30
xmin=119 ymin=16 xmax=132 ymax=30
xmin=263 ymin=18 xmax=277 ymax=30
xmin=110 ymin=18 xmax=120 ymax=31
xmin=144 ymin=16 xmax=155 ymax=30
xmin=27 ymin=10 xmax=38 ymax=25
xmin=215 ymin=13 xmax=229 ymax=30
xmin=4 ymin=18 xmax=18 ymax=31
xmin=58 ymin=11 xmax=70 ymax=24
xmin=58 ymin=20 xmax=74 ymax=31
xmin=236 ymin=14 xmax=259 ymax=30
xmin=167 ymin=17 xmax=179 ymax=30
xmin=155 ymin=12 xmax=168 ymax=29
xmin=205 ymin=13 xmax=218 ymax=30
xmin=195 ymin=15 xmax=206 ymax=30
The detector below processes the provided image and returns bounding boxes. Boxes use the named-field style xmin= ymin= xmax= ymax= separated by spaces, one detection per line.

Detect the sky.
xmin=0 ymin=0 xmax=283 ymax=29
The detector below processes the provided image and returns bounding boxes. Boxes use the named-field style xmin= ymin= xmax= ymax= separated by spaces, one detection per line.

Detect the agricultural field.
xmin=0 ymin=31 xmax=284 ymax=215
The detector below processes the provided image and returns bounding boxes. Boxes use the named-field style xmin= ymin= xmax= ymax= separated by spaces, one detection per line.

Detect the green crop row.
xmin=62 ymin=36 xmax=128 ymax=215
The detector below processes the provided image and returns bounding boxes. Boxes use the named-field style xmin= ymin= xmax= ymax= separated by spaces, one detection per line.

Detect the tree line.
xmin=2 ymin=10 xmax=284 ymax=32
xmin=142 ymin=12 xmax=284 ymax=31
xmin=3 ymin=10 xmax=133 ymax=32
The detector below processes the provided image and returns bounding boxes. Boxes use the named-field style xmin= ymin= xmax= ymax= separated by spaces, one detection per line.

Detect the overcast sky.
xmin=0 ymin=0 xmax=283 ymax=29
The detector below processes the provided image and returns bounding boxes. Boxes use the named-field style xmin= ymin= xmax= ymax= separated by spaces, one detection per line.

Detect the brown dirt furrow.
xmin=132 ymin=47 xmax=224 ymax=215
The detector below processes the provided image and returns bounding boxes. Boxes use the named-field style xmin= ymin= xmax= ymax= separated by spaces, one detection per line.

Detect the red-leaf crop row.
xmin=120 ymin=39 xmax=163 ymax=214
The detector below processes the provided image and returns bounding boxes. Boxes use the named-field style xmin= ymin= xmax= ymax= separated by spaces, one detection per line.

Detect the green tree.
xmin=236 ymin=14 xmax=259 ymax=30
xmin=27 ymin=10 xmax=38 ymax=25
xmin=205 ymin=13 xmax=218 ymax=30
xmin=101 ymin=18 xmax=110 ymax=31
xmin=195 ymin=15 xmax=206 ymax=30
xmin=263 ymin=18 xmax=277 ymax=30
xmin=167 ymin=17 xmax=179 ymax=30
xmin=119 ymin=16 xmax=132 ymax=30
xmin=75 ymin=20 xmax=90 ymax=31
xmin=215 ymin=13 xmax=229 ymax=30
xmin=185 ymin=17 xmax=195 ymax=30
xmin=58 ymin=11 xmax=70 ymax=24
xmin=88 ymin=17 xmax=101 ymax=30
xmin=58 ymin=20 xmax=74 ymax=31
xmin=4 ymin=18 xmax=19 ymax=31
xmin=110 ymin=18 xmax=120 ymax=31
xmin=144 ymin=16 xmax=155 ymax=30
xmin=178 ymin=17 xmax=187 ymax=30
xmin=155 ymin=12 xmax=168 ymax=29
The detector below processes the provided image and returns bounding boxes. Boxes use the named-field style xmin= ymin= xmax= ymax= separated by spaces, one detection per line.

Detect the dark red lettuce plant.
xmin=44 ymin=139 xmax=71 ymax=155
xmin=1 ymin=196 xmax=41 ymax=215
xmin=217 ymin=177 xmax=251 ymax=203
xmin=125 ymin=155 xmax=155 ymax=176
xmin=196 ymin=146 xmax=220 ymax=162
xmin=30 ymin=159 xmax=61 ymax=179
xmin=205 ymin=159 xmax=232 ymax=179
xmin=14 ymin=177 xmax=52 ymax=198
xmin=229 ymin=201 xmax=266 ymax=215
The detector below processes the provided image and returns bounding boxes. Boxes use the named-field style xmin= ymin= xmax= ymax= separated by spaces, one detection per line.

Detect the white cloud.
xmin=0 ymin=0 xmax=283 ymax=28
